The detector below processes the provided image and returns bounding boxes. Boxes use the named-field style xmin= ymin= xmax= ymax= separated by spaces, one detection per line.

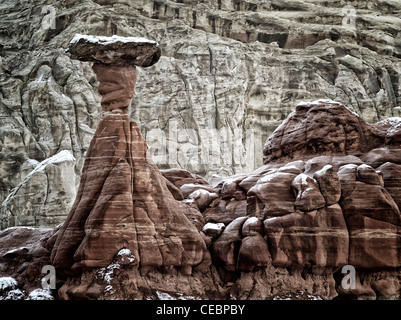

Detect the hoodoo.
xmin=50 ymin=35 xmax=207 ymax=275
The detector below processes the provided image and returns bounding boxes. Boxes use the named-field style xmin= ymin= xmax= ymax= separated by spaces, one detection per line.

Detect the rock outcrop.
xmin=1 ymin=0 xmax=401 ymax=301
xmin=1 ymin=0 xmax=401 ymax=229
xmin=263 ymin=99 xmax=387 ymax=164
xmin=2 ymin=99 xmax=401 ymax=300
xmin=50 ymin=35 xmax=207 ymax=279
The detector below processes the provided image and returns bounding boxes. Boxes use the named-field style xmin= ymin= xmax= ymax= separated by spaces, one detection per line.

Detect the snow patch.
xmin=117 ymin=248 xmax=135 ymax=263
xmin=155 ymin=291 xmax=200 ymax=300
xmin=265 ymin=217 xmax=277 ymax=223
xmin=296 ymin=99 xmax=342 ymax=107
xmin=156 ymin=291 xmax=176 ymax=300
xmin=26 ymin=288 xmax=54 ymax=300
xmin=79 ymin=123 xmax=96 ymax=134
xmin=377 ymin=117 xmax=401 ymax=126
xmin=96 ymin=248 xmax=138 ymax=295
xmin=2 ymin=150 xmax=75 ymax=207
xmin=117 ymin=248 xmax=132 ymax=256
xmin=0 ymin=226 xmax=37 ymax=236
xmin=258 ymin=172 xmax=277 ymax=184
xmin=3 ymin=246 xmax=29 ymax=256
xmin=296 ymin=99 xmax=361 ymax=117
xmin=222 ymin=177 xmax=238 ymax=186
xmin=0 ymin=277 xmax=17 ymax=291
xmin=377 ymin=117 xmax=401 ymax=136
xmin=26 ymin=159 xmax=40 ymax=167
xmin=203 ymin=222 xmax=225 ymax=233
xmin=1 ymin=289 xmax=25 ymax=300
xmin=358 ymin=164 xmax=372 ymax=170
xmin=245 ymin=217 xmax=259 ymax=224
xmin=294 ymin=173 xmax=312 ymax=186
xmin=273 ymin=291 xmax=322 ymax=300
xmin=97 ymin=262 xmax=120 ymax=284
xmin=71 ymin=34 xmax=158 ymax=46
xmin=189 ymin=189 xmax=212 ymax=199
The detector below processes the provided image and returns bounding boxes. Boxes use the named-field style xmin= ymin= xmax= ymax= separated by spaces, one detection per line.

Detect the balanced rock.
xmin=50 ymin=35 xmax=206 ymax=274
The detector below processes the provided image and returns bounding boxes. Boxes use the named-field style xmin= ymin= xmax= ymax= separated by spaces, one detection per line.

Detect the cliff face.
xmin=1 ymin=0 xmax=401 ymax=228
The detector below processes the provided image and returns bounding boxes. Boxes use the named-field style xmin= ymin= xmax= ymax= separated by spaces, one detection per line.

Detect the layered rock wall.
xmin=1 ymin=0 xmax=401 ymax=228
xmin=1 ymin=100 xmax=401 ymax=300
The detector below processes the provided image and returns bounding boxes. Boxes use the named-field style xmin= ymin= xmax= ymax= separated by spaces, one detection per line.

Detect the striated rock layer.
xmin=2 ymin=1 xmax=401 ymax=230
xmin=2 ymin=99 xmax=401 ymax=300
xmin=50 ymin=35 xmax=206 ymax=277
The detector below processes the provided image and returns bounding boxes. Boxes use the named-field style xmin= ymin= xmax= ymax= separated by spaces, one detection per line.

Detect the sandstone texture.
xmin=1 ymin=0 xmax=401 ymax=229
xmin=49 ymin=36 xmax=207 ymax=281
xmin=1 ymin=99 xmax=401 ymax=300
xmin=1 ymin=0 xmax=401 ymax=302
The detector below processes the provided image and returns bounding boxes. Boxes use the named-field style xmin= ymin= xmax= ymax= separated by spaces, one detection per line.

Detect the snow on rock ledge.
xmin=70 ymin=34 xmax=158 ymax=45
xmin=0 ymin=150 xmax=76 ymax=229
xmin=68 ymin=34 xmax=161 ymax=67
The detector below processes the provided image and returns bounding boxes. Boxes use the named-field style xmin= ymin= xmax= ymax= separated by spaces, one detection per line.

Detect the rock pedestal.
xmin=50 ymin=35 xmax=206 ymax=274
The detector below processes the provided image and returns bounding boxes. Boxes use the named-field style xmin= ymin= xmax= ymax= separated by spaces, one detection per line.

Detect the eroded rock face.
xmin=50 ymin=35 xmax=206 ymax=276
xmin=264 ymin=204 xmax=348 ymax=268
xmin=1 ymin=98 xmax=401 ymax=300
xmin=2 ymin=0 xmax=401 ymax=230
xmin=263 ymin=100 xmax=386 ymax=164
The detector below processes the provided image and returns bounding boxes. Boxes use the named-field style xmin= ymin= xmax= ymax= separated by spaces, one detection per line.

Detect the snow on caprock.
xmin=203 ymin=222 xmax=225 ymax=233
xmin=1 ymin=150 xmax=75 ymax=208
xmin=70 ymin=34 xmax=158 ymax=46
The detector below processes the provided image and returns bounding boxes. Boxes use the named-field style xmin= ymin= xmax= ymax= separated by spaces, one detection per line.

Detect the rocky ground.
xmin=1 ymin=0 xmax=401 ymax=229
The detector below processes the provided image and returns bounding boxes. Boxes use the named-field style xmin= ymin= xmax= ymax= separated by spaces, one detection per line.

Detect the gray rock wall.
xmin=1 ymin=0 xmax=401 ymax=228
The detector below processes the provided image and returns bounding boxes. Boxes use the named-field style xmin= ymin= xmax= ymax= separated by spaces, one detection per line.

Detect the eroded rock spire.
xmin=50 ymin=35 xmax=207 ymax=275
